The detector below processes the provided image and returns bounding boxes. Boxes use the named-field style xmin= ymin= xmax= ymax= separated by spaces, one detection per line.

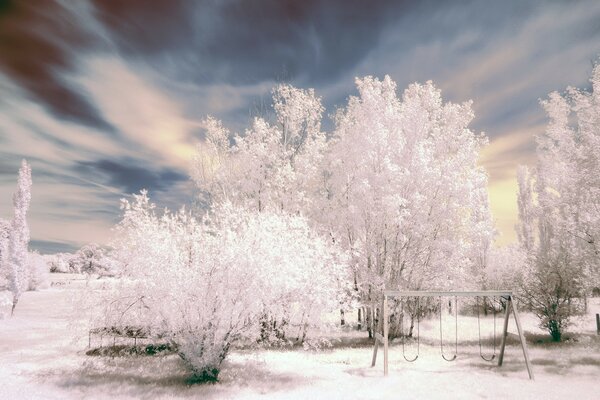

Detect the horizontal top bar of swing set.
xmin=383 ymin=290 xmax=513 ymax=297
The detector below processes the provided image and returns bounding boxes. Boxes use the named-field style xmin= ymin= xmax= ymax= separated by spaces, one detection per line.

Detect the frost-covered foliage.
xmin=0 ymin=160 xmax=32 ymax=314
xmin=191 ymin=77 xmax=494 ymax=338
xmin=93 ymin=191 xmax=346 ymax=381
xmin=516 ymin=64 xmax=600 ymax=341
xmin=325 ymin=77 xmax=494 ymax=301
xmin=0 ymin=219 xmax=10 ymax=290
xmin=45 ymin=247 xmax=115 ymax=275
xmin=0 ymin=162 xmax=47 ymax=300
xmin=191 ymin=84 xmax=327 ymax=216
xmin=482 ymin=245 xmax=525 ymax=291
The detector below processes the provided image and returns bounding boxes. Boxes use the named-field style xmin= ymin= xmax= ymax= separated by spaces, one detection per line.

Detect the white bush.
xmin=26 ymin=252 xmax=50 ymax=291
xmin=89 ymin=192 xmax=346 ymax=381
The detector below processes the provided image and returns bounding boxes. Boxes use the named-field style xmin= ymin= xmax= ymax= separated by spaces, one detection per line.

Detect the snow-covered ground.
xmin=1 ymin=274 xmax=599 ymax=400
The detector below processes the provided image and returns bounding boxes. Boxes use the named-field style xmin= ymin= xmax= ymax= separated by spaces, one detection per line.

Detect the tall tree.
xmin=5 ymin=160 xmax=32 ymax=314
xmin=517 ymin=64 xmax=600 ymax=341
xmin=324 ymin=76 xmax=494 ymax=308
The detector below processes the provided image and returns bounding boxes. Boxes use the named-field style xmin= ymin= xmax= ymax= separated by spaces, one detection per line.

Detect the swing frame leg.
xmin=371 ymin=302 xmax=383 ymax=367
xmin=370 ymin=296 xmax=389 ymax=376
xmin=497 ymin=296 xmax=511 ymax=367
xmin=511 ymin=297 xmax=535 ymax=380
xmin=383 ymin=295 xmax=389 ymax=376
xmin=497 ymin=295 xmax=534 ymax=380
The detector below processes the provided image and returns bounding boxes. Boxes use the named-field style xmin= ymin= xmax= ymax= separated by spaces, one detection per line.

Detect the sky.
xmin=1 ymin=0 xmax=600 ymax=254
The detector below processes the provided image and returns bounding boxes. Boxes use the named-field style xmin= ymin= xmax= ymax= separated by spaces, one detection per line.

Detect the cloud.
xmin=0 ymin=1 xmax=115 ymax=132
xmin=89 ymin=0 xmax=410 ymax=86
xmin=0 ymin=53 xmax=198 ymax=252
xmin=29 ymin=239 xmax=79 ymax=254
xmin=479 ymin=124 xmax=540 ymax=181
xmin=77 ymin=159 xmax=188 ymax=194
xmin=75 ymin=57 xmax=198 ymax=170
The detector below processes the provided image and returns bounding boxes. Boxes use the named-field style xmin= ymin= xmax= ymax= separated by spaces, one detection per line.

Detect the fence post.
xmin=596 ymin=314 xmax=599 ymax=335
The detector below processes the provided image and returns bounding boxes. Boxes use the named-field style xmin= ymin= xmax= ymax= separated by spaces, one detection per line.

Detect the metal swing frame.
xmin=371 ymin=290 xmax=534 ymax=380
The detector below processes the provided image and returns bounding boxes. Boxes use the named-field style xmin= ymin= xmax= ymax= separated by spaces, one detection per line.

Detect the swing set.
xmin=371 ymin=290 xmax=534 ymax=380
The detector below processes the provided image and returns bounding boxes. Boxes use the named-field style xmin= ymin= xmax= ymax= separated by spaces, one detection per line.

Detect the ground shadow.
xmin=51 ymin=354 xmax=315 ymax=399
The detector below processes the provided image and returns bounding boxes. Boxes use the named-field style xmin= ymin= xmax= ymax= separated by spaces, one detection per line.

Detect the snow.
xmin=1 ymin=274 xmax=599 ymax=399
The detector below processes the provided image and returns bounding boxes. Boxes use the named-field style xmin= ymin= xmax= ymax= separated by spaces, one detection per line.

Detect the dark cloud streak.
xmin=0 ymin=0 xmax=116 ymax=132
xmin=30 ymin=239 xmax=79 ymax=254
xmin=91 ymin=0 xmax=411 ymax=85
xmin=77 ymin=159 xmax=188 ymax=195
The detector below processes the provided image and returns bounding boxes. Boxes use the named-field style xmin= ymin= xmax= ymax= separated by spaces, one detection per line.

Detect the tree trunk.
xmin=549 ymin=320 xmax=562 ymax=342
xmin=357 ymin=308 xmax=362 ymax=330
xmin=366 ymin=307 xmax=373 ymax=339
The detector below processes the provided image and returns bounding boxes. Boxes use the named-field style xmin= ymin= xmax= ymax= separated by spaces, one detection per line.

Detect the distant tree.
xmin=71 ymin=243 xmax=113 ymax=275
xmin=46 ymin=253 xmax=74 ymax=273
xmin=517 ymin=64 xmax=600 ymax=341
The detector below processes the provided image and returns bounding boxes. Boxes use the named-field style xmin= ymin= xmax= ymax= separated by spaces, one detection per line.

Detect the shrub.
xmin=88 ymin=192 xmax=346 ymax=381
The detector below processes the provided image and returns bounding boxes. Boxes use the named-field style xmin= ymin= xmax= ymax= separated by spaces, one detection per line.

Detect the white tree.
xmin=1 ymin=160 xmax=32 ymax=314
xmin=516 ymin=64 xmax=600 ymax=341
xmin=46 ymin=253 xmax=75 ymax=273
xmin=71 ymin=243 xmax=115 ymax=275
xmin=324 ymin=76 xmax=494 ymax=316
xmin=191 ymin=84 xmax=327 ymax=216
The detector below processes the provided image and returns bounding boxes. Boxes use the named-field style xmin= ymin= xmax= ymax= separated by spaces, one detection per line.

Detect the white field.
xmin=1 ymin=274 xmax=599 ymax=400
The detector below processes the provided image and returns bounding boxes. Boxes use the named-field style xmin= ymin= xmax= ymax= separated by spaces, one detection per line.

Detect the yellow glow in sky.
xmin=479 ymin=127 xmax=539 ymax=246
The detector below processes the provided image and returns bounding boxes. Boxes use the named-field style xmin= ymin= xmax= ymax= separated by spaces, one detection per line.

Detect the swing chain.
xmin=402 ymin=297 xmax=419 ymax=362
xmin=476 ymin=296 xmax=497 ymax=362
xmin=439 ymin=296 xmax=458 ymax=362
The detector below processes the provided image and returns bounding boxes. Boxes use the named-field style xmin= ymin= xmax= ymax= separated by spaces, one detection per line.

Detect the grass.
xmin=86 ymin=343 xmax=176 ymax=357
